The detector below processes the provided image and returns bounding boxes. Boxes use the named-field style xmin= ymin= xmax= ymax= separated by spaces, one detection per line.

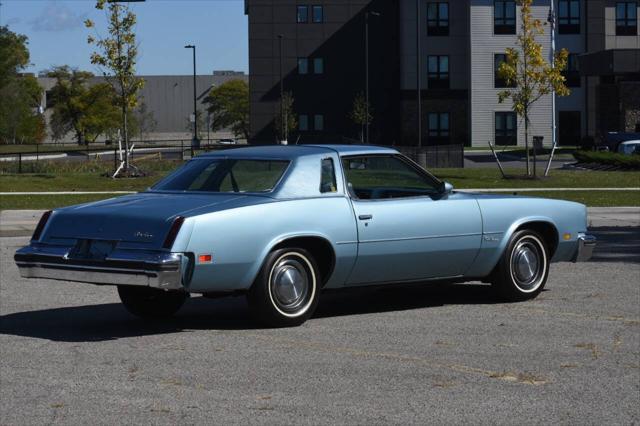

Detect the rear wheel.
xmin=491 ymin=230 xmax=549 ymax=301
xmin=247 ymin=248 xmax=320 ymax=327
xmin=117 ymin=285 xmax=186 ymax=318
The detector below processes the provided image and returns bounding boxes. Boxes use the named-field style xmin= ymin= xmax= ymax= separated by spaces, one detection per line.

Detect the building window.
xmin=299 ymin=114 xmax=309 ymax=131
xmin=495 ymin=112 xmax=517 ymax=145
xmin=314 ymin=114 xmax=324 ymax=131
xmin=616 ymin=2 xmax=638 ymax=35
xmin=558 ymin=0 xmax=580 ymax=34
xmin=427 ymin=3 xmax=449 ymax=36
xmin=428 ymin=112 xmax=450 ymax=144
xmin=313 ymin=57 xmax=324 ymax=74
xmin=297 ymin=5 xmax=308 ymax=23
xmin=298 ymin=58 xmax=309 ymax=75
xmin=320 ymin=158 xmax=337 ymax=193
xmin=494 ymin=53 xmax=515 ymax=88
xmin=312 ymin=5 xmax=323 ymax=23
xmin=563 ymin=54 xmax=580 ymax=87
xmin=427 ymin=55 xmax=449 ymax=89
xmin=494 ymin=0 xmax=516 ymax=34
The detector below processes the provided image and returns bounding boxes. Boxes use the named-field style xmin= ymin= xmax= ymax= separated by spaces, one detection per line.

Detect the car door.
xmin=343 ymin=155 xmax=482 ymax=285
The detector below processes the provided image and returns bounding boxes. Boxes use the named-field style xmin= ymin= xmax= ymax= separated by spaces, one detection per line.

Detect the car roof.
xmin=619 ymin=140 xmax=640 ymax=145
xmin=198 ymin=144 xmax=399 ymax=160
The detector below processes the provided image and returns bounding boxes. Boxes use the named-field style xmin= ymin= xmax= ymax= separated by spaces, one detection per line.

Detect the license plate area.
xmin=68 ymin=239 xmax=118 ymax=260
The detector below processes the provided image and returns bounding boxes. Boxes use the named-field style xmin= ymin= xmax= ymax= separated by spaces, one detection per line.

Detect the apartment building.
xmin=245 ymin=0 xmax=639 ymax=147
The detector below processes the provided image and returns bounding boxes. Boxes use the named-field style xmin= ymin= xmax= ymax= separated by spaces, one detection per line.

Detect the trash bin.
xmin=533 ymin=136 xmax=544 ymax=150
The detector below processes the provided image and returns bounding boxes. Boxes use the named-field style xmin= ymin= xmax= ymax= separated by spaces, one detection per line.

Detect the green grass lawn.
xmin=432 ymin=168 xmax=640 ymax=189
xmin=1 ymin=163 xmax=639 ymax=209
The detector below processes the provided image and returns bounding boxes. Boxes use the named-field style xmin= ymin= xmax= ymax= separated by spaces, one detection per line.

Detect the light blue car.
xmin=15 ymin=145 xmax=595 ymax=326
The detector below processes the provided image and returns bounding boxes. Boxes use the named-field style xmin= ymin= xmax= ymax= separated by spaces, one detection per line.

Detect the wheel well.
xmin=515 ymin=221 xmax=559 ymax=257
xmin=272 ymin=237 xmax=336 ymax=286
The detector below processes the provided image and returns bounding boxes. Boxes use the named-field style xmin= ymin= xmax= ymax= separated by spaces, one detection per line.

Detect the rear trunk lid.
xmin=41 ymin=192 xmax=270 ymax=248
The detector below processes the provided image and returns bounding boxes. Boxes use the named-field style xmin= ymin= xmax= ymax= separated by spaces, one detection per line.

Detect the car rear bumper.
xmin=573 ymin=233 xmax=596 ymax=262
xmin=14 ymin=246 xmax=185 ymax=290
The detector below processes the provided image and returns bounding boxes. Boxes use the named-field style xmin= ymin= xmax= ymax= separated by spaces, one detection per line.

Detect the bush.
xmin=573 ymin=151 xmax=640 ymax=170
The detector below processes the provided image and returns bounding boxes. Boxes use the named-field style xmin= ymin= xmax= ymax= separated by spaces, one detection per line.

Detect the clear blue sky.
xmin=0 ymin=0 xmax=248 ymax=76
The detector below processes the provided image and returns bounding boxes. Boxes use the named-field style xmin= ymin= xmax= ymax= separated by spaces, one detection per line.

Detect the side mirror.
xmin=442 ymin=181 xmax=454 ymax=194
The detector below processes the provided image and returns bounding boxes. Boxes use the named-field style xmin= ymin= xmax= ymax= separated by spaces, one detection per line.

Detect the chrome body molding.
xmin=573 ymin=233 xmax=597 ymax=262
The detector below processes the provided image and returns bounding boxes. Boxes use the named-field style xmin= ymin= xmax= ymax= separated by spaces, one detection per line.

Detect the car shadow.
xmin=0 ymin=282 xmax=504 ymax=342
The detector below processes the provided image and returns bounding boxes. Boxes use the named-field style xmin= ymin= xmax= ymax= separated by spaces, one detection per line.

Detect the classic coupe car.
xmin=15 ymin=145 xmax=595 ymax=326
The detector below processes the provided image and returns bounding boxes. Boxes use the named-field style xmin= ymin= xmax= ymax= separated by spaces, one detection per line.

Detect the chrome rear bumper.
xmin=14 ymin=246 xmax=185 ymax=290
xmin=573 ymin=233 xmax=596 ymax=262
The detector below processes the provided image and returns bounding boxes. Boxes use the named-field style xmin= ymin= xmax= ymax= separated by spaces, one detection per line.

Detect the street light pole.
xmin=416 ymin=0 xmax=422 ymax=149
xmin=278 ymin=34 xmax=286 ymax=144
xmin=365 ymin=11 xmax=380 ymax=144
xmin=545 ymin=1 xmax=557 ymax=176
xmin=184 ymin=44 xmax=198 ymax=146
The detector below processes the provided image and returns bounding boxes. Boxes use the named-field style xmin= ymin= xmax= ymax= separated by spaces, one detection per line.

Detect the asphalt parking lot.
xmin=1 ymin=212 xmax=638 ymax=424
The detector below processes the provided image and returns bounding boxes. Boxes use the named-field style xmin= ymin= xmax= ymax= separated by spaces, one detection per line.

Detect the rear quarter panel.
xmin=466 ymin=195 xmax=587 ymax=277
xmin=184 ymin=197 xmax=358 ymax=292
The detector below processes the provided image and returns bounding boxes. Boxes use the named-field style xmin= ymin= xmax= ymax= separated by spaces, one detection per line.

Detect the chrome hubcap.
xmin=270 ymin=257 xmax=309 ymax=312
xmin=514 ymin=246 xmax=538 ymax=282
xmin=510 ymin=239 xmax=544 ymax=291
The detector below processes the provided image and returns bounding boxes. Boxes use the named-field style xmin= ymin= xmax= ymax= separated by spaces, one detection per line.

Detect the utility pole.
xmin=416 ymin=0 xmax=422 ymax=148
xmin=184 ymin=44 xmax=198 ymax=147
xmin=365 ymin=11 xmax=380 ymax=144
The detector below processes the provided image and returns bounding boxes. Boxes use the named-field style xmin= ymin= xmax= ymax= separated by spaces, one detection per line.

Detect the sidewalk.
xmin=1 ymin=208 xmax=638 ymax=238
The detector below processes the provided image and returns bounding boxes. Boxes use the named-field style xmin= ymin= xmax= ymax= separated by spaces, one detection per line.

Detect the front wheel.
xmin=247 ymin=248 xmax=320 ymax=327
xmin=491 ymin=230 xmax=549 ymax=301
xmin=117 ymin=285 xmax=187 ymax=319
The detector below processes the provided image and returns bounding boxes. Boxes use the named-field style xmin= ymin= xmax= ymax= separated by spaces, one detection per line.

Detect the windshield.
xmin=151 ymin=158 xmax=290 ymax=193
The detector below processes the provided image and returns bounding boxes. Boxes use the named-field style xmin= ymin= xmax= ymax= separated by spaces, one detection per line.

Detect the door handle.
xmin=358 ymin=214 xmax=373 ymax=220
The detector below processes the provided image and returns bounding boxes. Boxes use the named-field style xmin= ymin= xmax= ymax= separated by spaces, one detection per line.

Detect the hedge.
xmin=573 ymin=150 xmax=640 ymax=170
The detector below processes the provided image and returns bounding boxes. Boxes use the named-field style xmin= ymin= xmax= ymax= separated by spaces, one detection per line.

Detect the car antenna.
xmin=295 ymin=135 xmax=301 ymax=145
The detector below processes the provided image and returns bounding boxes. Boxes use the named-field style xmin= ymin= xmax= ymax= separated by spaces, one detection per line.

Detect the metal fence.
xmin=0 ymin=140 xmax=465 ymax=174
xmin=0 ymin=141 xmax=236 ymax=174
xmin=395 ymin=145 xmax=464 ymax=169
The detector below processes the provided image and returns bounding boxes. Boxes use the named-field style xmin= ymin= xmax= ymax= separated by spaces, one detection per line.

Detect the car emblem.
xmin=134 ymin=231 xmax=154 ymax=239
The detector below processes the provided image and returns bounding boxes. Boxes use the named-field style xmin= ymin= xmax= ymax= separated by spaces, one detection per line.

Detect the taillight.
xmin=31 ymin=210 xmax=52 ymax=241
xmin=163 ymin=216 xmax=185 ymax=249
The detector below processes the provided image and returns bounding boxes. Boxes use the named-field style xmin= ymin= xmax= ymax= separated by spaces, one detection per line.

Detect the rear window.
xmin=151 ymin=159 xmax=289 ymax=193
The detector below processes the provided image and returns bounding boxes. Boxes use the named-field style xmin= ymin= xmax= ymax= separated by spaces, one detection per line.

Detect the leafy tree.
xmin=47 ymin=66 xmax=120 ymax=144
xmin=497 ymin=0 xmax=570 ymax=176
xmin=0 ymin=26 xmax=45 ymax=144
xmin=85 ymin=0 xmax=144 ymax=170
xmin=0 ymin=26 xmax=29 ymax=89
xmin=204 ymin=79 xmax=249 ymax=140
xmin=350 ymin=92 xmax=372 ymax=143
xmin=274 ymin=91 xmax=297 ymax=143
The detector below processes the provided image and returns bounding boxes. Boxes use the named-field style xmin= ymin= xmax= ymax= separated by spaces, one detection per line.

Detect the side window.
xmin=341 ymin=155 xmax=440 ymax=200
xmin=320 ymin=158 xmax=337 ymax=193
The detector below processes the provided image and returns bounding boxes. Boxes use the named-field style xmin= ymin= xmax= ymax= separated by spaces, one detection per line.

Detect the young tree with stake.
xmin=85 ymin=0 xmax=144 ymax=175
xmin=497 ymin=0 xmax=569 ymax=177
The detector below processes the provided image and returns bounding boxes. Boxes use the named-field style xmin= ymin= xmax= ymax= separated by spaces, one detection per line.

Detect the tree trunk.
xmin=122 ymin=97 xmax=129 ymax=171
xmin=524 ymin=108 xmax=530 ymax=176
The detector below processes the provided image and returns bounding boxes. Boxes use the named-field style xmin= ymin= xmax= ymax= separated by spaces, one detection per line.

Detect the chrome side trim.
xmin=573 ymin=233 xmax=596 ymax=262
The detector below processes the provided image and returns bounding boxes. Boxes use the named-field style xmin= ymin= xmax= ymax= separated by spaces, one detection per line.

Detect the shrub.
xmin=573 ymin=151 xmax=640 ymax=170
